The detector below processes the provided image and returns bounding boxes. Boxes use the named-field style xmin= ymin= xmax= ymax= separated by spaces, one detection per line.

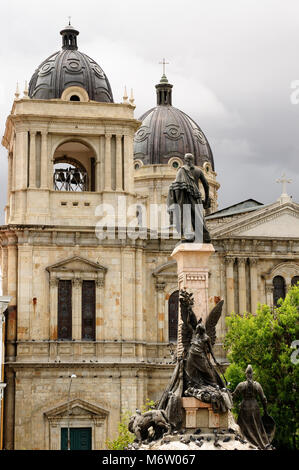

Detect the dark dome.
xmin=28 ymin=24 xmax=113 ymax=103
xmin=134 ymin=75 xmax=214 ymax=170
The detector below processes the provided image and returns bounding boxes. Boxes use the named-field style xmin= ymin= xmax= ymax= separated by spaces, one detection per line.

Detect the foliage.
xmin=105 ymin=399 xmax=156 ymax=450
xmin=224 ymin=283 xmax=299 ymax=450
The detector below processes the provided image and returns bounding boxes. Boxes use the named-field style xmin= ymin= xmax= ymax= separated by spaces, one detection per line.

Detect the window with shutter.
xmin=168 ymin=290 xmax=179 ymax=342
xmin=82 ymin=280 xmax=96 ymax=340
xmin=58 ymin=280 xmax=72 ymax=340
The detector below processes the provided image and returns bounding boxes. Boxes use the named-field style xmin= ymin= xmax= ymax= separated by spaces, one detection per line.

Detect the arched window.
xmin=291 ymin=276 xmax=299 ymax=287
xmin=168 ymin=290 xmax=179 ymax=342
xmin=53 ymin=141 xmax=96 ymax=192
xmin=70 ymin=95 xmax=80 ymax=101
xmin=273 ymin=275 xmax=286 ymax=306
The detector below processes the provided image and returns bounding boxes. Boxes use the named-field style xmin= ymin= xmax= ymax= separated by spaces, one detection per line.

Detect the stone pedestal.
xmin=182 ymin=397 xmax=229 ymax=432
xmin=171 ymin=243 xmax=215 ymax=357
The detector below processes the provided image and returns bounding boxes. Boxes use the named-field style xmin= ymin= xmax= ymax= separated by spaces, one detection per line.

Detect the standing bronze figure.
xmin=167 ymin=153 xmax=211 ymax=243
xmin=233 ymin=365 xmax=275 ymax=450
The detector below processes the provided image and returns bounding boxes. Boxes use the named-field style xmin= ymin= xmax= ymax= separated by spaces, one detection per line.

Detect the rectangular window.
xmin=82 ymin=280 xmax=96 ymax=340
xmin=61 ymin=427 xmax=92 ymax=450
xmin=58 ymin=280 xmax=72 ymax=340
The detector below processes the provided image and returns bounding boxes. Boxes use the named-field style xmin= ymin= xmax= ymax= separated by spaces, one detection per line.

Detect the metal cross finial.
xmin=276 ymin=172 xmax=292 ymax=195
xmin=159 ymin=58 xmax=169 ymax=75
xmin=68 ymin=16 xmax=71 ymax=26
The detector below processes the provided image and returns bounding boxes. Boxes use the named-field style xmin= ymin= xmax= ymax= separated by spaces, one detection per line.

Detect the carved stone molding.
xmin=96 ymin=279 xmax=105 ymax=288
xmin=224 ymin=256 xmax=235 ymax=265
xmin=49 ymin=278 xmax=59 ymax=288
xmin=186 ymin=274 xmax=207 ymax=282
xmin=156 ymin=282 xmax=166 ymax=292
xmin=72 ymin=278 xmax=83 ymax=288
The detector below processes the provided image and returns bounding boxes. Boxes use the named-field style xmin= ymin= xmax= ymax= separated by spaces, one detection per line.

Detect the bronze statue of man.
xmin=167 ymin=153 xmax=211 ymax=243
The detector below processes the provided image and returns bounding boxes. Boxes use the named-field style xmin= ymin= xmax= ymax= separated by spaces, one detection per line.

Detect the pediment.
xmin=44 ymin=398 xmax=109 ymax=420
xmin=46 ymin=256 xmax=107 ymax=274
xmin=211 ymin=202 xmax=299 ymax=239
xmin=152 ymin=260 xmax=177 ymax=279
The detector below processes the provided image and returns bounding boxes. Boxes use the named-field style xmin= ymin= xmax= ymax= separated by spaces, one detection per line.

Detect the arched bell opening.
xmin=53 ymin=141 xmax=96 ymax=192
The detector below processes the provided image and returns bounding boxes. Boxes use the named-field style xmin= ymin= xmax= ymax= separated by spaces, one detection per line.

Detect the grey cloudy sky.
xmin=0 ymin=0 xmax=298 ymax=224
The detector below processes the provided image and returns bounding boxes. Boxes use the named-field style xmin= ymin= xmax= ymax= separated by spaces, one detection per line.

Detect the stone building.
xmin=0 ymin=296 xmax=10 ymax=449
xmin=0 ymin=24 xmax=298 ymax=450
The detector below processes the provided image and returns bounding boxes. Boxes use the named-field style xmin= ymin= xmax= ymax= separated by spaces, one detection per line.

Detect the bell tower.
xmin=0 ymin=25 xmax=147 ymax=450
xmin=3 ymin=24 xmax=139 ymax=227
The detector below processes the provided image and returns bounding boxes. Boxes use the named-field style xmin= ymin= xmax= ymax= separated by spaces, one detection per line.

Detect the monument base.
xmin=182 ymin=397 xmax=229 ymax=432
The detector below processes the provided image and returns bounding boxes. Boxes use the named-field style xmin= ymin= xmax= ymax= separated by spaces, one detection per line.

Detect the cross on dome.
xmin=276 ymin=172 xmax=292 ymax=196
xmin=159 ymin=58 xmax=169 ymax=76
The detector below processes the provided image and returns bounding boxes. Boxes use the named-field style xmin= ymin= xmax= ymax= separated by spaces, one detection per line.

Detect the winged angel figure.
xmin=180 ymin=290 xmax=232 ymax=412
xmin=157 ymin=290 xmax=232 ymax=428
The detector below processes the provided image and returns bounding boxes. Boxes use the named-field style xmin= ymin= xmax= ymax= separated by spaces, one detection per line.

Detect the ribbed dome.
xmin=134 ymin=75 xmax=214 ymax=170
xmin=28 ymin=23 xmax=113 ymax=103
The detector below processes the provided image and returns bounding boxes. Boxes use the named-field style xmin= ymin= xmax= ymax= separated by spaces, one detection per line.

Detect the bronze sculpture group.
xmin=128 ymin=154 xmax=275 ymax=450
xmin=128 ymin=289 xmax=275 ymax=449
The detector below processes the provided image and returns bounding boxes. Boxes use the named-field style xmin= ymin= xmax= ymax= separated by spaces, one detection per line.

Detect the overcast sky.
xmin=0 ymin=0 xmax=298 ymax=223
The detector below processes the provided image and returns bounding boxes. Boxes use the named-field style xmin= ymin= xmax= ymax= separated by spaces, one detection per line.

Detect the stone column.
xmin=96 ymin=279 xmax=104 ymax=341
xmin=225 ymin=256 xmax=235 ymax=315
xmin=29 ymin=131 xmax=36 ymax=188
xmin=156 ymin=282 xmax=166 ymax=343
xmin=104 ymin=134 xmax=112 ymax=190
xmin=95 ymin=136 xmax=103 ymax=192
xmin=238 ymin=257 xmax=247 ymax=314
xmin=123 ymin=134 xmax=133 ymax=192
xmin=250 ymin=257 xmax=258 ymax=314
xmin=15 ymin=130 xmax=28 ymax=190
xmin=94 ymin=419 xmax=105 ymax=450
xmin=3 ymin=368 xmax=15 ymax=450
xmin=171 ymin=243 xmax=215 ymax=358
xmin=265 ymin=281 xmax=274 ymax=309
xmin=7 ymin=153 xmax=13 ymax=200
xmin=6 ymin=234 xmax=17 ymax=362
xmin=72 ymin=278 xmax=82 ymax=340
xmin=49 ymin=278 xmax=58 ymax=340
xmin=116 ymin=135 xmax=123 ymax=191
xmin=135 ymin=245 xmax=144 ymax=356
xmin=1 ymin=240 xmax=8 ymax=296
xmin=40 ymin=131 xmax=48 ymax=188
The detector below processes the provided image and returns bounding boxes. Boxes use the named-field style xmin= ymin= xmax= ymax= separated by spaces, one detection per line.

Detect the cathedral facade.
xmin=1 ymin=24 xmax=299 ymax=450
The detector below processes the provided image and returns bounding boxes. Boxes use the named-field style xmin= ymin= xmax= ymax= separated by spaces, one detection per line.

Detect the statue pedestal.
xmin=181 ymin=397 xmax=229 ymax=432
xmin=171 ymin=243 xmax=215 ymax=357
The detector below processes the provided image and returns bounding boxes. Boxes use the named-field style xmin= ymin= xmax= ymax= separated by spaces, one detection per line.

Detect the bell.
xmin=57 ymin=170 xmax=66 ymax=182
xmin=70 ymin=171 xmax=81 ymax=185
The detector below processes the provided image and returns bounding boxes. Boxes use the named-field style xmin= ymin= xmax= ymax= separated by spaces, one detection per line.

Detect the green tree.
xmin=224 ymin=283 xmax=299 ymax=450
xmin=105 ymin=411 xmax=135 ymax=450
xmin=105 ymin=399 xmax=156 ymax=450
